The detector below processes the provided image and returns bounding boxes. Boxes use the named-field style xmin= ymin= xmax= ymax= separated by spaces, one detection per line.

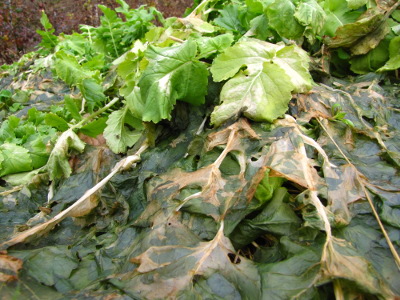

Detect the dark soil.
xmin=0 ymin=0 xmax=194 ymax=65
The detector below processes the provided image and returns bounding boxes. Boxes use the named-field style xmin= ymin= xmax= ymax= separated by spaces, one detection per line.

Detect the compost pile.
xmin=0 ymin=0 xmax=400 ymax=299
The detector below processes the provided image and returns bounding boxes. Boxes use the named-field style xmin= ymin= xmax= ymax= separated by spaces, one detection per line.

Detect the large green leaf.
xmin=138 ymin=40 xmax=208 ymax=123
xmin=210 ymin=39 xmax=312 ymax=125
xmin=211 ymin=64 xmax=294 ymax=126
xmin=266 ymin=0 xmax=304 ymax=39
xmin=211 ymin=39 xmax=312 ymax=91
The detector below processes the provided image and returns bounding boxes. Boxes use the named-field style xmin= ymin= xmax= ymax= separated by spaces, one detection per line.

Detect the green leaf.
xmin=321 ymin=0 xmax=363 ymax=36
xmin=25 ymin=138 xmax=49 ymax=169
xmin=138 ymin=40 xmax=208 ymax=123
xmin=350 ymin=37 xmax=390 ymax=74
xmin=80 ymin=117 xmax=108 ymax=138
xmin=246 ymin=0 xmax=266 ymax=14
xmin=78 ymin=78 xmax=106 ymax=112
xmin=211 ymin=39 xmax=278 ymax=82
xmin=103 ymin=107 xmax=143 ymax=153
xmin=211 ymin=63 xmax=294 ymax=126
xmin=0 ymin=115 xmax=20 ymax=142
xmin=46 ymin=130 xmax=86 ymax=180
xmin=0 ymin=143 xmax=33 ymax=177
xmin=125 ymin=86 xmax=145 ymax=119
xmin=378 ymin=36 xmax=400 ymax=72
xmin=266 ymin=0 xmax=304 ymax=39
xmin=45 ymin=113 xmax=70 ymax=131
xmin=39 ymin=10 xmax=54 ymax=31
xmin=2 ymin=168 xmax=42 ymax=186
xmin=210 ymin=39 xmax=312 ymax=125
xmin=246 ymin=14 xmax=272 ymax=40
xmin=64 ymin=96 xmax=82 ymax=121
xmin=54 ymin=50 xmax=95 ymax=86
xmin=195 ymin=33 xmax=234 ymax=59
xmin=254 ymin=170 xmax=285 ymax=203
xmin=294 ymin=0 xmax=326 ymax=43
xmin=346 ymin=0 xmax=368 ymax=10
xmin=214 ymin=4 xmax=246 ymax=33
xmin=36 ymin=10 xmax=58 ymax=51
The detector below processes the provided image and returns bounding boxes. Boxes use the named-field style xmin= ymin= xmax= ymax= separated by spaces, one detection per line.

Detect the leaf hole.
xmin=227 ymin=252 xmax=241 ymax=264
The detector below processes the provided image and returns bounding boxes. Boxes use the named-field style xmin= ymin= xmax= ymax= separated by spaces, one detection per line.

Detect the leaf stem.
xmin=72 ymin=97 xmax=120 ymax=130
xmin=187 ymin=0 xmax=215 ymax=18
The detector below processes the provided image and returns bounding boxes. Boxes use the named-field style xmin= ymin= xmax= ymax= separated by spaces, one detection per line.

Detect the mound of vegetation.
xmin=0 ymin=0 xmax=399 ymax=299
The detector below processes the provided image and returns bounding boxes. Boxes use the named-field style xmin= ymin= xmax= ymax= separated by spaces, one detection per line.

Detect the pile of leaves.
xmin=0 ymin=0 xmax=399 ymax=298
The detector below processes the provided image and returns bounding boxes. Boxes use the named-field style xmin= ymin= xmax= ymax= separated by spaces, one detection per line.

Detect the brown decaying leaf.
xmin=78 ymin=133 xmax=107 ymax=146
xmin=136 ymin=119 xmax=261 ymax=226
xmin=124 ymin=222 xmax=261 ymax=299
xmin=0 ymin=251 xmax=23 ymax=282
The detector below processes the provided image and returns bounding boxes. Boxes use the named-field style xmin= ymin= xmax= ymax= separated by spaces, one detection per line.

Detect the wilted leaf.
xmin=325 ymin=8 xmax=390 ymax=55
xmin=230 ymin=187 xmax=301 ymax=249
xmin=15 ymin=246 xmax=78 ymax=287
xmin=46 ymin=129 xmax=86 ymax=180
xmin=258 ymin=237 xmax=322 ymax=299
xmin=118 ymin=224 xmax=261 ymax=299
xmin=0 ymin=251 xmax=23 ymax=282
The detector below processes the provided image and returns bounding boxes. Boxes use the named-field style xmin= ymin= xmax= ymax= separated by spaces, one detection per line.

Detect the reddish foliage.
xmin=0 ymin=0 xmax=193 ymax=65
